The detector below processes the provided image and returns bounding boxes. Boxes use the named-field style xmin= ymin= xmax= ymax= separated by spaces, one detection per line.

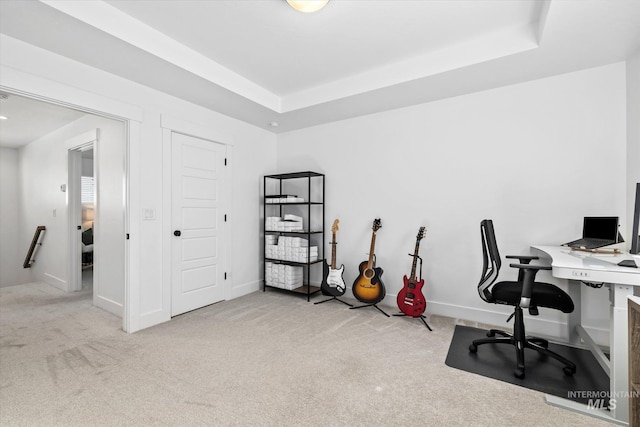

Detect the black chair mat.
xmin=445 ymin=325 xmax=610 ymax=406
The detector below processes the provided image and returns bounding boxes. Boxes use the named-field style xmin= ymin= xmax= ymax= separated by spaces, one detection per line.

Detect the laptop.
xmin=564 ymin=216 xmax=621 ymax=249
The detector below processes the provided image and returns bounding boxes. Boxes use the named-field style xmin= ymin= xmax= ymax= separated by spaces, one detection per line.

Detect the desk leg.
xmin=567 ymin=279 xmax=582 ymax=345
xmin=568 ymin=280 xmax=611 ymax=375
xmin=548 ymin=281 xmax=630 ymax=425
xmin=609 ymin=283 xmax=632 ymax=424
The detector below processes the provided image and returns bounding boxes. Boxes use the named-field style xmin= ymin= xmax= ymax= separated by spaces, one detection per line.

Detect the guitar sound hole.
xmin=363 ymin=269 xmax=375 ymax=280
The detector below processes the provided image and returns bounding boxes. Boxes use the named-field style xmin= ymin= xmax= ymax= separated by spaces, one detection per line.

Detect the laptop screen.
xmin=583 ymin=217 xmax=619 ymax=241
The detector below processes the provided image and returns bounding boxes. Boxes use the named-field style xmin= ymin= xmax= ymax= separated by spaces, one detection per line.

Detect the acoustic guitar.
xmin=352 ymin=219 xmax=385 ymax=304
xmin=320 ymin=219 xmax=346 ymax=296
xmin=397 ymin=226 xmax=427 ymax=317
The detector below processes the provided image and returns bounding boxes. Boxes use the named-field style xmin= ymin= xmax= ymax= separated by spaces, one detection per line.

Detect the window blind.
xmin=81 ymin=176 xmax=95 ymax=204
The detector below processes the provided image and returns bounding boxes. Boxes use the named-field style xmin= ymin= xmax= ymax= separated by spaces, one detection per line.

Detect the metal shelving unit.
xmin=263 ymin=171 xmax=324 ymax=301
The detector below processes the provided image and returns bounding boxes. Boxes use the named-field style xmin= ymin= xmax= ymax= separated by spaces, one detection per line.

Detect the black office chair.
xmin=469 ymin=219 xmax=576 ymax=379
xmin=82 ymin=227 xmax=93 ymax=265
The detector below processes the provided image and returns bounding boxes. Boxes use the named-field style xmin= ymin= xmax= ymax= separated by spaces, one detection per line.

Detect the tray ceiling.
xmin=1 ymin=0 xmax=639 ymax=133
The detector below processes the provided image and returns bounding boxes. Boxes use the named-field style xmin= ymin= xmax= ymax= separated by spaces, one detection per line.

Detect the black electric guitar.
xmin=320 ymin=219 xmax=346 ymax=296
xmin=397 ymin=227 xmax=427 ymax=317
xmin=352 ymin=219 xmax=385 ymax=304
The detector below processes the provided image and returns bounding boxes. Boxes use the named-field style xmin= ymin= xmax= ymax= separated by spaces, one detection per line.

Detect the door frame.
xmin=161 ymin=115 xmax=233 ymax=320
xmin=67 ymin=134 xmax=97 ymax=293
xmin=1 ymin=68 xmax=142 ymax=332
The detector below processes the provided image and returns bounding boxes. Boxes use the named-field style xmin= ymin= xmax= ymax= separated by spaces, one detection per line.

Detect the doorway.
xmin=0 ymin=91 xmax=127 ymax=321
xmin=81 ymin=148 xmax=95 ymax=291
xmin=68 ymin=141 xmax=96 ymax=294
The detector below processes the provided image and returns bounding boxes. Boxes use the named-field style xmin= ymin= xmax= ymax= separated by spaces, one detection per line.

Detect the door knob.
xmin=174 ymin=230 xmax=181 ymax=237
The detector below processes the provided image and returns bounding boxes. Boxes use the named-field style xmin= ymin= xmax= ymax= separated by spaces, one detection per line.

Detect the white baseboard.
xmin=365 ymin=292 xmax=610 ymax=348
xmin=574 ymin=324 xmax=609 ymax=349
xmin=137 ymin=308 xmax=170 ymax=332
xmin=95 ymin=294 xmax=123 ymax=318
xmin=230 ymin=280 xmax=261 ymax=300
xmin=43 ymin=273 xmax=66 ymax=291
xmin=132 ymin=281 xmax=261 ymax=333
xmin=426 ymin=300 xmax=609 ymax=348
xmin=232 ymin=284 xmax=611 ymax=347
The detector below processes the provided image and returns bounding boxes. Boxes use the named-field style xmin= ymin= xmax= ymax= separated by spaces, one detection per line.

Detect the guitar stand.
xmin=350 ymin=253 xmax=390 ymax=317
xmin=393 ymin=254 xmax=432 ymax=331
xmin=314 ymin=296 xmax=353 ymax=307
xmin=350 ymin=303 xmax=390 ymax=317
xmin=392 ymin=313 xmax=432 ymax=331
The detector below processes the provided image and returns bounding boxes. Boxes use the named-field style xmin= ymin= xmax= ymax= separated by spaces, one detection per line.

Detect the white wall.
xmin=276 ymin=62 xmax=627 ymax=345
xmin=82 ymin=153 xmax=93 ymax=177
xmin=0 ymin=34 xmax=276 ymax=331
xmin=91 ymin=117 xmax=125 ymax=310
xmin=19 ymin=128 xmax=70 ymax=290
xmin=0 ymin=147 xmax=30 ymax=287
xmin=627 ymin=49 xmax=640 ymax=255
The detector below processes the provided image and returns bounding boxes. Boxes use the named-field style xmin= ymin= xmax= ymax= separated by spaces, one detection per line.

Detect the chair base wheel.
xmin=514 ymin=367 xmax=525 ymax=379
xmin=469 ymin=344 xmax=477 ymax=353
xmin=563 ymin=366 xmax=576 ymax=376
xmin=486 ymin=330 xmax=495 ymax=337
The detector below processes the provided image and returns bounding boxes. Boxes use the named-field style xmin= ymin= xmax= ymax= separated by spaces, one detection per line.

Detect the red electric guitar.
xmin=396 ymin=227 xmax=427 ymax=317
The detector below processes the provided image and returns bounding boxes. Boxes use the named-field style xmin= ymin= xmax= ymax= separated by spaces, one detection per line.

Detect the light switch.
xmin=142 ymin=208 xmax=156 ymax=221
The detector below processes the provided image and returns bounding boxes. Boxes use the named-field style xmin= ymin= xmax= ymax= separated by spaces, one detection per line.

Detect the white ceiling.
xmin=0 ymin=92 xmax=86 ymax=148
xmin=104 ymin=0 xmax=543 ymax=97
xmin=0 ymin=0 xmax=639 ymax=135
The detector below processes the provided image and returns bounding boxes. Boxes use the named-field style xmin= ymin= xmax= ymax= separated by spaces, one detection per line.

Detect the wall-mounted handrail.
xmin=23 ymin=226 xmax=46 ymax=268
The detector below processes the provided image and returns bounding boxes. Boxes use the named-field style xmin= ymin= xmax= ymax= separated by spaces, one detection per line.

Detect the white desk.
xmin=531 ymin=245 xmax=640 ymax=425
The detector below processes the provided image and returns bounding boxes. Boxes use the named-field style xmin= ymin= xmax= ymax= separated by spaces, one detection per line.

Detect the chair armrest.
xmin=507 ymin=255 xmax=541 ymax=287
xmin=508 ymin=263 xmax=550 ymax=271
xmin=508 ymin=263 xmax=551 ymax=308
xmin=506 ymin=255 xmax=538 ymax=264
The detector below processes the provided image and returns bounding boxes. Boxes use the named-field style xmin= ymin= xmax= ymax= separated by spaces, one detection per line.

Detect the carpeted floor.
xmin=0 ymin=282 xmax=615 ymax=426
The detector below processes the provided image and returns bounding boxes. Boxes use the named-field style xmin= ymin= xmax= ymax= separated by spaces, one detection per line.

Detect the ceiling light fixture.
xmin=0 ymin=116 xmax=8 ymax=120
xmin=286 ymin=0 xmax=329 ymax=13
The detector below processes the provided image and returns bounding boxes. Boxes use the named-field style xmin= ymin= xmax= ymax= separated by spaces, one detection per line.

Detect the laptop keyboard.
xmin=566 ymin=238 xmax=614 ymax=248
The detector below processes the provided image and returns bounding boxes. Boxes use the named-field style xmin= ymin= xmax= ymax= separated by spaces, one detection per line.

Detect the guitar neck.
xmin=330 ymin=232 xmax=337 ymax=269
xmin=367 ymin=232 xmax=377 ymax=268
xmin=409 ymin=240 xmax=421 ymax=281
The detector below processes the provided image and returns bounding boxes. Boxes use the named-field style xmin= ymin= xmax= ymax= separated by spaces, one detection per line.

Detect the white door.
xmin=171 ymin=133 xmax=226 ymax=316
